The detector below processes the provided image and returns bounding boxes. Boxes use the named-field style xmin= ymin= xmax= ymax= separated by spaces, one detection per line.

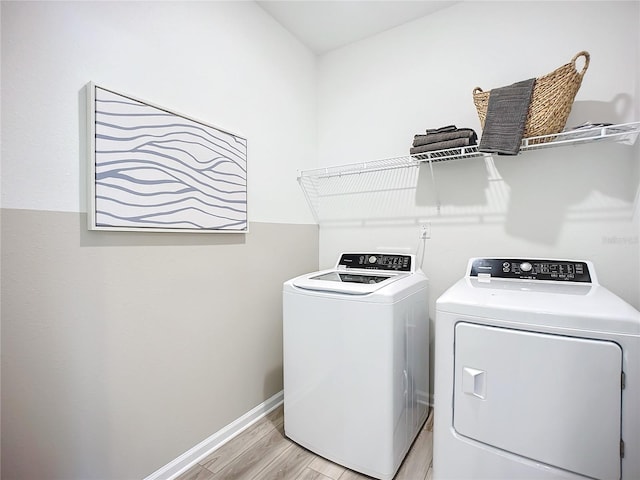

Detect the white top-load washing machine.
xmin=433 ymin=257 xmax=640 ymax=480
xmin=283 ymin=253 xmax=429 ymax=480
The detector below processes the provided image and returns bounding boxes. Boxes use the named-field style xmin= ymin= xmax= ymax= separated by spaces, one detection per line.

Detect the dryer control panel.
xmin=338 ymin=253 xmax=413 ymax=272
xmin=469 ymin=258 xmax=592 ymax=283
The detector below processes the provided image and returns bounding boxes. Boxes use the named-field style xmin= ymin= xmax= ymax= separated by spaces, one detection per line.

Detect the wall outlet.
xmin=420 ymin=223 xmax=431 ymax=239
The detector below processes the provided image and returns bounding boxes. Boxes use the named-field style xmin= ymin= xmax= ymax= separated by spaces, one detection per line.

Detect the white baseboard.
xmin=144 ymin=390 xmax=284 ymax=480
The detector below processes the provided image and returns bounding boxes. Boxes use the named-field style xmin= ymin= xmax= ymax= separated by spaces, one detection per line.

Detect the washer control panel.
xmin=469 ymin=258 xmax=592 ymax=283
xmin=338 ymin=253 xmax=413 ymax=272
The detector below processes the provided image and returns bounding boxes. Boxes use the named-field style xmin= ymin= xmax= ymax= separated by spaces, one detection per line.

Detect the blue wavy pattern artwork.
xmin=92 ymin=85 xmax=247 ymax=231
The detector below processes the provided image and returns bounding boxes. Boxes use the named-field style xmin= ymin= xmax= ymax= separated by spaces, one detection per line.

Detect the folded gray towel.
xmin=413 ymin=129 xmax=477 ymax=147
xmin=410 ymin=137 xmax=473 ymax=155
xmin=426 ymin=125 xmax=457 ymax=134
xmin=478 ymin=78 xmax=536 ymax=155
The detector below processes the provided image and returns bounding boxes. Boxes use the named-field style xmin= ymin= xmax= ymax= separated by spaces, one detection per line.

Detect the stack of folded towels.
xmin=410 ymin=125 xmax=478 ymax=155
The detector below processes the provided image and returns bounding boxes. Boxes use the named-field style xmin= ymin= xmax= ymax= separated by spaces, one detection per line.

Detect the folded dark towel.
xmin=413 ymin=128 xmax=477 ymax=147
xmin=410 ymin=137 xmax=473 ymax=155
xmin=478 ymin=78 xmax=536 ymax=155
xmin=426 ymin=125 xmax=457 ymax=134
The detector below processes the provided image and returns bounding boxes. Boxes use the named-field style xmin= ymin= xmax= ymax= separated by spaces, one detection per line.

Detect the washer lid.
xmin=292 ymin=269 xmax=409 ymax=295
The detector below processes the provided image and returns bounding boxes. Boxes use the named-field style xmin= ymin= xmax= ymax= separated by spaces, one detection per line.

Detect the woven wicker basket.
xmin=473 ymin=51 xmax=590 ymax=143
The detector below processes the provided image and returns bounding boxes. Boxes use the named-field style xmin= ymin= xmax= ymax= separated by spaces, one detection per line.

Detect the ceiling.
xmin=256 ymin=1 xmax=458 ymax=55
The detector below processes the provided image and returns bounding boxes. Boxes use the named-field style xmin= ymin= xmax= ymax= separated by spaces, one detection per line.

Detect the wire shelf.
xmin=297 ymin=121 xmax=640 ymax=222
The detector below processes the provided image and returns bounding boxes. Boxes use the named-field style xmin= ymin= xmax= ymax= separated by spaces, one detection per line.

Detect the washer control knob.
xmin=520 ymin=262 xmax=532 ymax=272
xmin=368 ymin=255 xmax=377 ymax=264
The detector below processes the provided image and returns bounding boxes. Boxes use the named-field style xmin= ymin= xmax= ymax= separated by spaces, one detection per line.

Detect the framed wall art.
xmin=87 ymin=82 xmax=247 ymax=232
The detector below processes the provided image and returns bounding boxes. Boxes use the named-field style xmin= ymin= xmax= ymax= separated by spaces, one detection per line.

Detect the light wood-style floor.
xmin=176 ymin=405 xmax=434 ymax=480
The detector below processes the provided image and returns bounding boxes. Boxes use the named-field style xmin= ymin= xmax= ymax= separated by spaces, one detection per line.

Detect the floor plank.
xmin=175 ymin=464 xmax=215 ymax=480
xmin=425 ymin=408 xmax=434 ymax=432
xmin=394 ymin=425 xmax=433 ymax=480
xmin=253 ymin=441 xmax=315 ymax=479
xmin=200 ymin=407 xmax=284 ymax=474
xmin=296 ymin=468 xmax=334 ymax=480
xmin=181 ymin=404 xmax=433 ymax=480
xmin=425 ymin=464 xmax=433 ymax=480
xmin=307 ymin=456 xmax=346 ymax=479
xmin=336 ymin=469 xmax=372 ymax=480
xmin=210 ymin=427 xmax=292 ymax=479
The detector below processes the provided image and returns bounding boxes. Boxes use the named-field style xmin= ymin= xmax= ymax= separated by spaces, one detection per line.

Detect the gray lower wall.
xmin=0 ymin=208 xmax=318 ymax=480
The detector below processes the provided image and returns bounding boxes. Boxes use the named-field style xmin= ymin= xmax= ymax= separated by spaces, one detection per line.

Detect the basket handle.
xmin=572 ymin=51 xmax=590 ymax=76
xmin=473 ymin=87 xmax=484 ymax=95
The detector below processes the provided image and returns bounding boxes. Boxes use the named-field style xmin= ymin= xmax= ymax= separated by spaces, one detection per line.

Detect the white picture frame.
xmin=87 ymin=82 xmax=247 ymax=233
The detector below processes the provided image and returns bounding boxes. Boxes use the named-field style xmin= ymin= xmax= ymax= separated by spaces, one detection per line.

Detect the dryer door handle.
xmin=462 ymin=367 xmax=486 ymax=399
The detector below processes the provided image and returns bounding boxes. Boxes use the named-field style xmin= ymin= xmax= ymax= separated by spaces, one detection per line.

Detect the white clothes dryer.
xmin=433 ymin=257 xmax=640 ymax=480
xmin=283 ymin=253 xmax=429 ymax=480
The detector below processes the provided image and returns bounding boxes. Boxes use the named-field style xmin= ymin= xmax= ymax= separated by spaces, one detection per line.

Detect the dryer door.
xmin=454 ymin=322 xmax=622 ymax=480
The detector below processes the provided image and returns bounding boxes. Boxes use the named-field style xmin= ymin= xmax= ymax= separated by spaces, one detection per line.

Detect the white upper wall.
xmin=315 ymin=1 xmax=640 ymax=307
xmin=1 ymin=0 xmax=317 ymax=224
xmin=317 ymin=0 xmax=638 ymax=165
